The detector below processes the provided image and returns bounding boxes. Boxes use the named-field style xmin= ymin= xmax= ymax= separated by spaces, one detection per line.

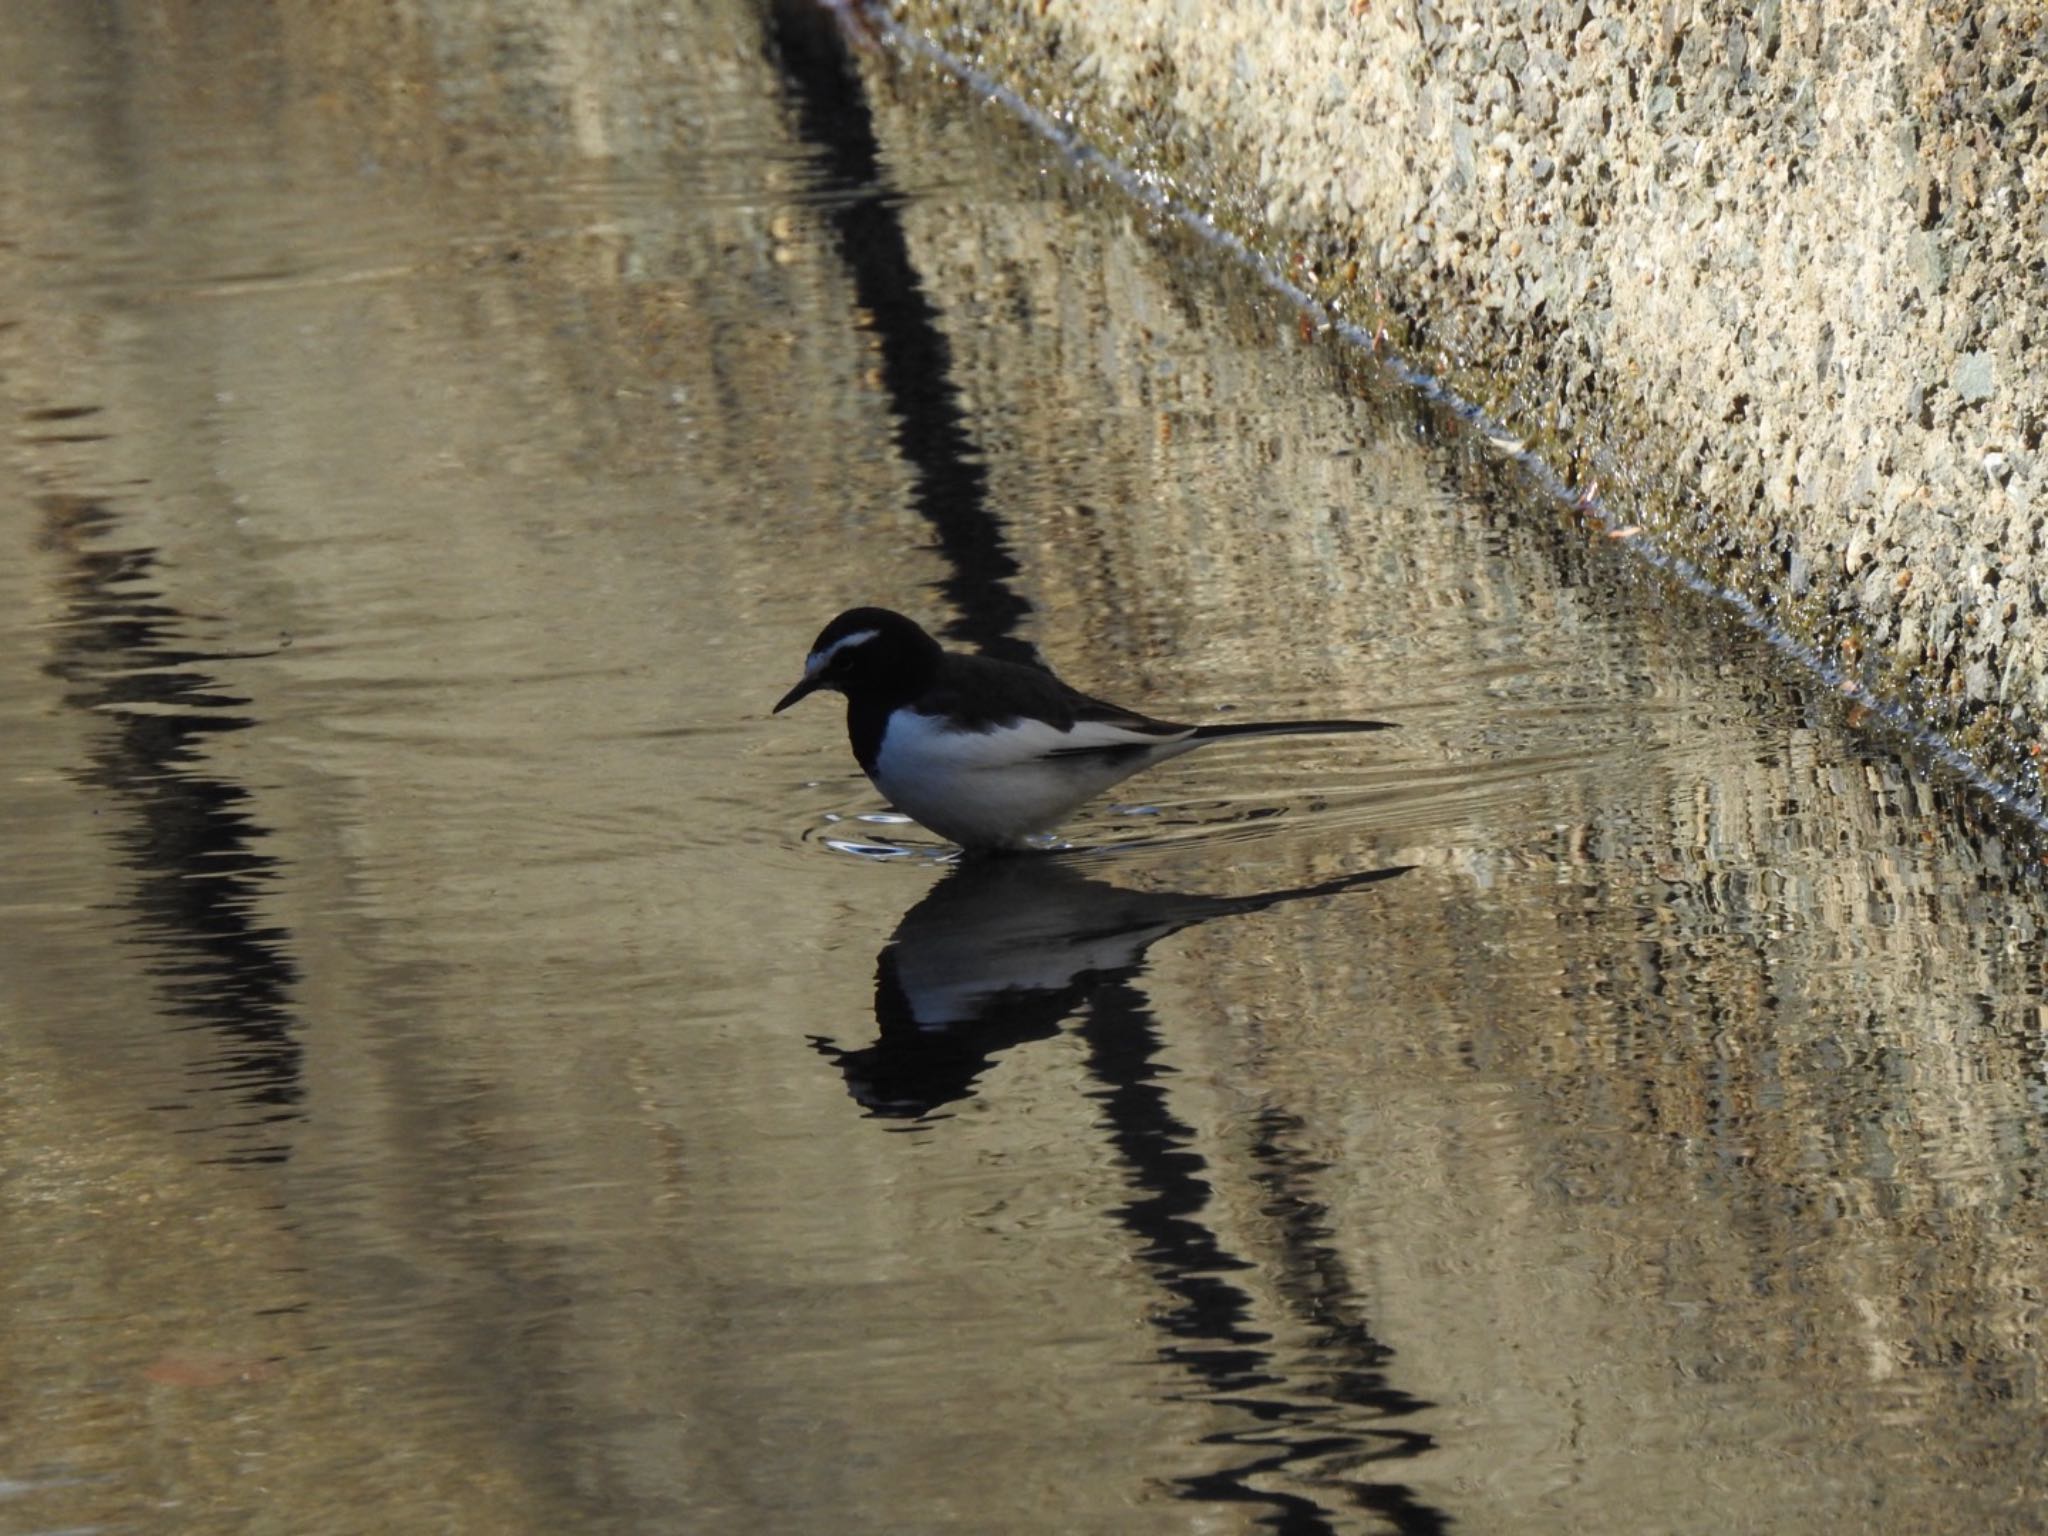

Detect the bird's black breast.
xmin=847 ymin=694 xmax=893 ymax=776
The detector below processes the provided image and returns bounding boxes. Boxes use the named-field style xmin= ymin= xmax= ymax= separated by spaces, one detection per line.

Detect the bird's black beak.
xmin=773 ymin=674 xmax=822 ymax=713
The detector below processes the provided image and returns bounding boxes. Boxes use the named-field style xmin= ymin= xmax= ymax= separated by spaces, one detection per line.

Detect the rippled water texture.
xmin=4 ymin=4 xmax=2047 ymax=1534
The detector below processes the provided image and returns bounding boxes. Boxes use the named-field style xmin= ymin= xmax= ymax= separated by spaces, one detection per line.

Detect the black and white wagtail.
xmin=773 ymin=607 xmax=1394 ymax=850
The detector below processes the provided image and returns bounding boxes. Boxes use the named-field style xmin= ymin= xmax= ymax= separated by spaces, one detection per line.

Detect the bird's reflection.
xmin=813 ymin=856 xmax=1411 ymax=1119
xmin=812 ymin=854 xmax=1446 ymax=1532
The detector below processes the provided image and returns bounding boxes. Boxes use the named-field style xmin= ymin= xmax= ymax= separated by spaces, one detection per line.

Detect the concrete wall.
xmin=884 ymin=0 xmax=2048 ymax=804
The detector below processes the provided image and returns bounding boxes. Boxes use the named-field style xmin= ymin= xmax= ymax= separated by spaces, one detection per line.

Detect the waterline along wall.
xmin=882 ymin=0 xmax=2048 ymax=806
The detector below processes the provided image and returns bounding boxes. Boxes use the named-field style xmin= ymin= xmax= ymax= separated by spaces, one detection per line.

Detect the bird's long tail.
xmin=1189 ymin=717 xmax=1396 ymax=741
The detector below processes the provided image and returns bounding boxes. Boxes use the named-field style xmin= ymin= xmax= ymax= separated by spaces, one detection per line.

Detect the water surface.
xmin=2 ymin=3 xmax=2046 ymax=1533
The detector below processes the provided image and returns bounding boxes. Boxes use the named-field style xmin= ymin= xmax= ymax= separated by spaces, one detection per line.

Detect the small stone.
xmin=1912 ymin=231 xmax=1949 ymax=298
xmin=1994 ymin=78 xmax=2036 ymax=125
xmin=1950 ymin=146 xmax=1982 ymax=210
xmin=1757 ymin=0 xmax=1783 ymax=59
xmin=1954 ymin=350 xmax=1997 ymax=406
xmin=1908 ymin=384 xmax=1934 ymax=429
xmin=1914 ymin=172 xmax=1941 ymax=229
xmin=1845 ymin=526 xmax=1871 ymax=575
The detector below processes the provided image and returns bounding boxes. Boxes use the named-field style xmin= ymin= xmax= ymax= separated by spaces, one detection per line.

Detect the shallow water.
xmin=3 ymin=4 xmax=2047 ymax=1534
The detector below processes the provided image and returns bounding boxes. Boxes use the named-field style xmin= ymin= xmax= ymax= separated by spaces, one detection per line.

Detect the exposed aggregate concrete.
xmin=883 ymin=0 xmax=2048 ymax=804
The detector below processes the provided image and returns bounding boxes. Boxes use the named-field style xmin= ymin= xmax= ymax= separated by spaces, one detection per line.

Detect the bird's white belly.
xmin=872 ymin=711 xmax=1174 ymax=847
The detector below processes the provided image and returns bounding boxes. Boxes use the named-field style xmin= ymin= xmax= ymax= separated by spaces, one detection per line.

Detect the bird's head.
xmin=773 ymin=607 xmax=943 ymax=712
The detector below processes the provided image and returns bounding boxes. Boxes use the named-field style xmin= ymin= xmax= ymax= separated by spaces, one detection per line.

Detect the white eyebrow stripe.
xmin=807 ymin=628 xmax=880 ymax=674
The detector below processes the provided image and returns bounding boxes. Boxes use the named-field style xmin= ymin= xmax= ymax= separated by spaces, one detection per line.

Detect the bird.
xmin=772 ymin=606 xmax=1394 ymax=850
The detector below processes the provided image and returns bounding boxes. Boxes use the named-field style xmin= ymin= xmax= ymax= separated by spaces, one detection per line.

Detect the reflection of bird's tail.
xmin=1189 ymin=717 xmax=1396 ymax=741
xmin=1218 ymin=863 xmax=1414 ymax=920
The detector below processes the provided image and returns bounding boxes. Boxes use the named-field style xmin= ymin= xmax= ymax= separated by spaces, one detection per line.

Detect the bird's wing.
xmin=922 ymin=653 xmax=1083 ymax=730
xmin=1043 ymin=692 xmax=1194 ymax=757
xmin=918 ymin=654 xmax=1194 ymax=760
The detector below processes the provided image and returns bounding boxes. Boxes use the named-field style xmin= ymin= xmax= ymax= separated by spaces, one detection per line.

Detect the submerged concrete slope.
xmin=885 ymin=0 xmax=2048 ymax=801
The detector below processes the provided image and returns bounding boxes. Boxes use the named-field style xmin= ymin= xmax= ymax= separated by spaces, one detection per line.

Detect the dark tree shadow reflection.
xmin=812 ymin=856 xmax=1451 ymax=1533
xmin=768 ymin=9 xmax=1449 ymax=1525
xmin=766 ymin=0 xmax=1039 ymax=666
xmin=37 ymin=493 xmax=303 ymax=1164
